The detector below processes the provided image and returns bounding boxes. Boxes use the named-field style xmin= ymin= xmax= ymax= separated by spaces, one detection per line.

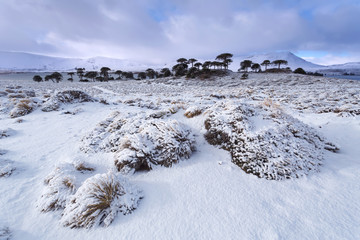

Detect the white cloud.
xmin=0 ymin=0 xmax=359 ymax=64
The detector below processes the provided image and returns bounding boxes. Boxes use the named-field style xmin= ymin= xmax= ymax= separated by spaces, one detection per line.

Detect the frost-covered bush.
xmin=61 ymin=172 xmax=142 ymax=228
xmin=204 ymin=101 xmax=338 ymax=180
xmin=184 ymin=106 xmax=203 ymax=118
xmin=39 ymin=163 xmax=77 ymax=212
xmin=9 ymin=99 xmax=35 ymax=118
xmin=42 ymin=90 xmax=95 ymax=112
xmin=0 ymin=159 xmax=16 ymax=178
xmin=0 ymin=226 xmax=11 ymax=240
xmin=114 ymin=119 xmax=196 ymax=173
xmin=81 ymin=112 xmax=196 ymax=173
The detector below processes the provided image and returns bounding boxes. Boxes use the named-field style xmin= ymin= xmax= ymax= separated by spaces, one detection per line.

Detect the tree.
xmin=294 ymin=68 xmax=306 ymax=74
xmin=272 ymin=60 xmax=288 ymax=69
xmin=172 ymin=63 xmax=188 ymax=77
xmin=44 ymin=75 xmax=52 ymax=82
xmin=177 ymin=58 xmax=188 ymax=64
xmin=123 ymin=71 xmax=134 ymax=79
xmin=114 ymin=70 xmax=123 ymax=80
xmin=100 ymin=67 xmax=111 ymax=81
xmin=240 ymin=60 xmax=252 ymax=72
xmin=251 ymin=63 xmax=261 ymax=72
xmin=216 ymin=53 xmax=233 ymax=69
xmin=33 ymin=75 xmax=43 ymax=82
xmin=188 ymin=58 xmax=197 ymax=68
xmin=67 ymin=72 xmax=75 ymax=82
xmin=261 ymin=60 xmax=271 ymax=71
xmin=76 ymin=68 xmax=85 ymax=81
xmin=194 ymin=62 xmax=202 ymax=70
xmin=138 ymin=72 xmax=147 ymax=80
xmin=145 ymin=68 xmax=156 ymax=79
xmin=84 ymin=71 xmax=98 ymax=82
xmin=51 ymin=72 xmax=63 ymax=83
xmin=160 ymin=68 xmax=172 ymax=77
xmin=202 ymin=61 xmax=212 ymax=69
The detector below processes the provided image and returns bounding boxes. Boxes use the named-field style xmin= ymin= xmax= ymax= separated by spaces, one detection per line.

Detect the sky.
xmin=1 ymin=0 xmax=360 ymax=65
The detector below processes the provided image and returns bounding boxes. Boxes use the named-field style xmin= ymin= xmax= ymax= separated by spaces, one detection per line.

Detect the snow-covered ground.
xmin=0 ymin=73 xmax=359 ymax=239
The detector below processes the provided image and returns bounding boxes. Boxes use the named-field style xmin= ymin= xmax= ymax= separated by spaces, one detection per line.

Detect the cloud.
xmin=0 ymin=0 xmax=359 ymax=64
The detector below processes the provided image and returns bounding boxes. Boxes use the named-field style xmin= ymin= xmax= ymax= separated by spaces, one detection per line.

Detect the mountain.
xmin=318 ymin=62 xmax=360 ymax=75
xmin=228 ymin=51 xmax=324 ymax=72
xmin=0 ymin=51 xmax=165 ymax=72
xmin=1 ymin=50 xmax=359 ymax=74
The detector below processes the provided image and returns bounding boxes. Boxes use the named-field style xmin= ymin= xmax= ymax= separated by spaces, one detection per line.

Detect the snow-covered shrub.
xmin=81 ymin=112 xmax=196 ymax=173
xmin=39 ymin=164 xmax=77 ymax=212
xmin=0 ymin=128 xmax=15 ymax=139
xmin=114 ymin=119 xmax=196 ymax=173
xmin=42 ymin=90 xmax=95 ymax=112
xmin=204 ymin=101 xmax=338 ymax=180
xmin=0 ymin=159 xmax=16 ymax=178
xmin=9 ymin=99 xmax=35 ymax=118
xmin=0 ymin=226 xmax=11 ymax=240
xmin=61 ymin=172 xmax=142 ymax=228
xmin=184 ymin=106 xmax=202 ymax=118
xmin=74 ymin=162 xmax=95 ymax=173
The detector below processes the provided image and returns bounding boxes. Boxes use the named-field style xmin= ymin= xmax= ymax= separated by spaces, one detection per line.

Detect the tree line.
xmin=32 ymin=53 xmax=294 ymax=82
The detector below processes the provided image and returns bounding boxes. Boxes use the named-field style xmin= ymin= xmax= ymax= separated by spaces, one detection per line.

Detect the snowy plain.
xmin=0 ymin=73 xmax=360 ymax=239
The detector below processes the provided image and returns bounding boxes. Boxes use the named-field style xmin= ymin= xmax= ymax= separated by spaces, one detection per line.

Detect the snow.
xmin=0 ymin=72 xmax=360 ymax=239
xmin=0 ymin=51 xmax=166 ymax=72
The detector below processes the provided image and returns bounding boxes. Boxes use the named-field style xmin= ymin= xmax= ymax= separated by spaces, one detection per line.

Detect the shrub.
xmin=294 ymin=68 xmax=306 ymax=75
xmin=33 ymin=75 xmax=43 ymax=82
xmin=80 ymin=112 xmax=196 ymax=173
xmin=0 ymin=227 xmax=11 ymax=240
xmin=61 ymin=172 xmax=142 ymax=228
xmin=39 ymin=164 xmax=77 ymax=212
xmin=42 ymin=90 xmax=96 ymax=112
xmin=241 ymin=73 xmax=248 ymax=79
xmin=10 ymin=99 xmax=35 ymax=118
xmin=203 ymin=101 xmax=338 ymax=180
xmin=184 ymin=106 xmax=202 ymax=118
xmin=0 ymin=159 xmax=16 ymax=178
xmin=114 ymin=120 xmax=196 ymax=173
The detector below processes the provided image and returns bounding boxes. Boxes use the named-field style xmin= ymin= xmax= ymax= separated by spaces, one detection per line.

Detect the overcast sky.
xmin=1 ymin=0 xmax=360 ymax=65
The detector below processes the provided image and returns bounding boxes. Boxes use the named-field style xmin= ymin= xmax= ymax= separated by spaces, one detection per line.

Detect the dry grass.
xmin=61 ymin=173 xmax=141 ymax=229
xmin=184 ymin=107 xmax=202 ymax=118
xmin=75 ymin=163 xmax=95 ymax=172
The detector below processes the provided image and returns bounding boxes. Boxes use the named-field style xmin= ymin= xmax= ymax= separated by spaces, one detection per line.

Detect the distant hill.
xmin=229 ymin=51 xmax=324 ymax=72
xmin=0 ymin=51 xmax=165 ymax=72
xmin=0 ymin=50 xmax=359 ymax=75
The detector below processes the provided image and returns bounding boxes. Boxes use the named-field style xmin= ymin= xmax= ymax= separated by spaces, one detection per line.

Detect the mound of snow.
xmin=61 ymin=172 xmax=142 ymax=228
xmin=42 ymin=90 xmax=96 ymax=112
xmin=204 ymin=101 xmax=338 ymax=180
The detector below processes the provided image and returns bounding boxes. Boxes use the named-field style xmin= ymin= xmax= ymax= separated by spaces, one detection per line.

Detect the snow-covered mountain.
xmin=0 ymin=51 xmax=165 ymax=72
xmin=317 ymin=62 xmax=360 ymax=75
xmin=228 ymin=51 xmax=324 ymax=72
xmin=1 ymin=50 xmax=359 ymax=74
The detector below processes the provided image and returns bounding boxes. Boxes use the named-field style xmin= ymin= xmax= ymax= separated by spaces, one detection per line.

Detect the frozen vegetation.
xmin=0 ymin=72 xmax=359 ymax=239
